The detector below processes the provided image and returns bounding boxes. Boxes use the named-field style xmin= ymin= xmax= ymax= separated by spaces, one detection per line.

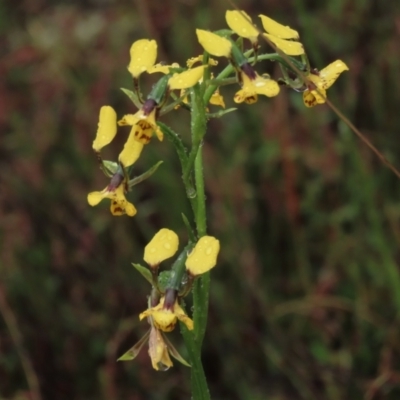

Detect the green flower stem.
xmin=180 ymin=324 xmax=210 ymax=400
xmin=194 ymin=149 xmax=207 ymax=237
xmin=193 ymin=272 xmax=210 ymax=345
xmin=178 ymin=52 xmax=291 ymax=398
xmin=180 ymin=81 xmax=210 ymax=400
xmin=157 ymin=122 xmax=197 ymax=202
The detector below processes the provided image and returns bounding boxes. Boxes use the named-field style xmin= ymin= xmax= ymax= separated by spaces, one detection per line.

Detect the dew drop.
xmin=157 ymin=363 xmax=170 ymax=371
xmin=205 ymin=247 xmax=212 ymax=255
xmin=150 ymin=247 xmax=156 ymax=253
xmin=164 ymin=243 xmax=171 ymax=249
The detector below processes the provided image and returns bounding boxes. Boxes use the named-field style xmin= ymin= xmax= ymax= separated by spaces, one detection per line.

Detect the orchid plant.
xmin=87 ymin=10 xmax=348 ymax=399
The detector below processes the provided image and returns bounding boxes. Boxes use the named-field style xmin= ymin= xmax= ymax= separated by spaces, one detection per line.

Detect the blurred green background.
xmin=2 ymin=0 xmax=400 ymax=399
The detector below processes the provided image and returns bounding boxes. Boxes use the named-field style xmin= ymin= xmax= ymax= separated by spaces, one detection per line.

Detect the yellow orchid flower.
xmin=87 ymin=173 xmax=136 ymax=217
xmin=225 ymin=10 xmax=259 ymax=43
xmin=144 ymin=228 xmax=179 ymax=268
xmin=139 ymin=296 xmax=194 ymax=332
xmin=118 ymin=99 xmax=163 ymax=144
xmin=234 ymin=65 xmax=280 ymax=104
xmin=185 ymin=236 xmax=220 ymax=276
xmin=92 ymin=106 xmax=118 ymax=152
xmin=303 ymin=60 xmax=349 ymax=107
xmin=196 ymin=29 xmax=232 ymax=57
xmin=127 ymin=39 xmax=157 ymax=78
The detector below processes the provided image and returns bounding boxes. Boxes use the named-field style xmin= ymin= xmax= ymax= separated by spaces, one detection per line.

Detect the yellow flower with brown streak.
xmin=303 ymin=60 xmax=349 ymax=107
xmin=92 ymin=105 xmax=144 ymax=167
xmin=87 ymin=172 xmax=136 ymax=217
xmin=138 ymin=230 xmax=220 ymax=331
xmin=234 ymin=63 xmax=280 ymax=104
xmin=118 ymin=99 xmax=163 ymax=145
xmin=139 ymin=294 xmax=194 ymax=332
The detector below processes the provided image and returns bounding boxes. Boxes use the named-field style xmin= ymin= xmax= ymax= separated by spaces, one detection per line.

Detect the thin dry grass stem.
xmin=0 ymin=284 xmax=42 ymax=400
xmin=271 ymin=295 xmax=384 ymax=327
xmin=227 ymin=0 xmax=400 ymax=179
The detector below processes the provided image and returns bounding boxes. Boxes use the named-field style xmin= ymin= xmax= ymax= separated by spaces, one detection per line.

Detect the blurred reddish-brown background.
xmin=2 ymin=0 xmax=400 ymax=399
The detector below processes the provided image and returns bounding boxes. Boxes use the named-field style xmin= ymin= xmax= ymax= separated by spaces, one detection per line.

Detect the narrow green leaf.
xmin=181 ymin=213 xmax=196 ymax=243
xmin=128 ymin=161 xmax=163 ymax=188
xmin=206 ymin=107 xmax=237 ymax=119
xmin=120 ymin=88 xmax=142 ymax=109
xmin=118 ymin=329 xmax=150 ymax=361
xmin=162 ymin=332 xmax=191 ymax=367
xmin=131 ymin=263 xmax=153 ymax=285
xmin=157 ymin=122 xmax=188 ymax=168
xmin=100 ymin=160 xmax=118 ymax=177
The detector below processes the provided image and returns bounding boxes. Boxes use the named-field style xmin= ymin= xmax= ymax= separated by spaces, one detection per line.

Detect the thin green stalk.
xmin=181 ymin=324 xmax=210 ymax=400
xmin=180 ymin=80 xmax=210 ymax=400
xmin=194 ymin=149 xmax=207 ymax=236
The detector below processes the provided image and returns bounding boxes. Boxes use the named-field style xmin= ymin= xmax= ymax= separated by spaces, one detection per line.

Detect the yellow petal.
xmin=87 ymin=190 xmax=106 ymax=206
xmin=210 ymin=89 xmax=225 ymax=108
xmin=264 ymin=34 xmax=304 ymax=55
xmin=151 ymin=310 xmax=177 ymax=332
xmin=225 ymin=10 xmax=259 ymax=39
xmin=110 ymin=198 xmax=137 ymax=217
xmin=168 ymin=66 xmax=205 ymax=90
xmin=124 ymin=202 xmax=137 ymax=217
xmin=144 ymin=228 xmax=179 ymax=266
xmin=118 ymin=113 xmax=139 ymax=126
xmin=259 ymin=15 xmax=299 ymax=39
xmin=186 ymin=56 xmax=218 ymax=68
xmin=149 ymin=327 xmax=173 ymax=371
xmin=303 ymin=87 xmax=326 ymax=107
xmin=319 ymin=60 xmax=349 ymax=90
xmin=127 ymin=39 xmax=157 ymax=78
xmin=234 ymin=89 xmax=257 ymax=104
xmin=174 ymin=303 xmax=194 ymax=330
xmin=186 ymin=236 xmax=220 ymax=275
xmin=303 ymin=90 xmax=318 ymax=108
xmin=154 ymin=125 xmax=164 ymax=142
xmin=196 ymin=29 xmax=232 ymax=57
xmin=254 ymin=75 xmax=280 ymax=97
xmin=110 ymin=185 xmax=137 ymax=217
xmin=134 ymin=123 xmax=153 ymax=144
xmin=147 ymin=62 xmax=180 ymax=74
xmin=92 ymin=106 xmax=117 ymax=151
xmin=119 ymin=131 xmax=144 ymax=167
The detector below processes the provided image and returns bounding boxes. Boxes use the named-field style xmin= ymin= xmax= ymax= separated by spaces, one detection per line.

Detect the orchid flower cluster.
xmin=87 ymin=8 xmax=348 ymax=390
